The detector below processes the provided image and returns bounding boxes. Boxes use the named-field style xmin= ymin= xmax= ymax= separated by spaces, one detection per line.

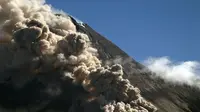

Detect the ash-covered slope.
xmin=72 ymin=19 xmax=200 ymax=112
xmin=0 ymin=0 xmax=200 ymax=112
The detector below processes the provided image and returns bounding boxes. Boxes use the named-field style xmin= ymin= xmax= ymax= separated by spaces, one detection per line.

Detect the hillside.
xmin=74 ymin=19 xmax=200 ymax=112
xmin=0 ymin=0 xmax=200 ymax=111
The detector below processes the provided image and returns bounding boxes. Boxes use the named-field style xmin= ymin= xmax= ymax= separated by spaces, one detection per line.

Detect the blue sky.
xmin=46 ymin=0 xmax=200 ymax=62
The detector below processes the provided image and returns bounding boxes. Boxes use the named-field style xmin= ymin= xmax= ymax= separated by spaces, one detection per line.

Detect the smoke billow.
xmin=0 ymin=0 xmax=157 ymax=111
xmin=144 ymin=57 xmax=200 ymax=88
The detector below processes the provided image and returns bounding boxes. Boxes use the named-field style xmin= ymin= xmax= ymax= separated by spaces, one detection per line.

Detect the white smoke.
xmin=144 ymin=57 xmax=200 ymax=87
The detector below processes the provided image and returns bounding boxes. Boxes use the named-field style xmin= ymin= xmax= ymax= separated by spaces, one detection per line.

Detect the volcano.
xmin=71 ymin=18 xmax=200 ymax=112
xmin=0 ymin=1 xmax=200 ymax=112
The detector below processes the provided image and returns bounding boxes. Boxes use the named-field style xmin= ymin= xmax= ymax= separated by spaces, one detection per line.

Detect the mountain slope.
xmin=0 ymin=11 xmax=200 ymax=111
xmin=73 ymin=19 xmax=200 ymax=112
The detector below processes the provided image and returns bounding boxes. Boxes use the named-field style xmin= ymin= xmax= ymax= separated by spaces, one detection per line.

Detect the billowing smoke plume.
xmin=144 ymin=57 xmax=200 ymax=88
xmin=0 ymin=0 xmax=157 ymax=111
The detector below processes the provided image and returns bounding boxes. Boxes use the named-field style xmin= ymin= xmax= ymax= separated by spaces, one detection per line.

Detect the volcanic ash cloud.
xmin=0 ymin=0 xmax=157 ymax=112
